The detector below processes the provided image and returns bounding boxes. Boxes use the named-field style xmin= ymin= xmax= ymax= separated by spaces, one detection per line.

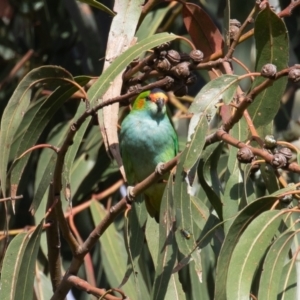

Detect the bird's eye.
xmin=145 ymin=96 xmax=151 ymax=101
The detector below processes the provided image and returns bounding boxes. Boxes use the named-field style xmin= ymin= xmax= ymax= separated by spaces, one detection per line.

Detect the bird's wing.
xmin=120 ymin=147 xmax=136 ymax=185
xmin=172 ymin=127 xmax=179 ymax=156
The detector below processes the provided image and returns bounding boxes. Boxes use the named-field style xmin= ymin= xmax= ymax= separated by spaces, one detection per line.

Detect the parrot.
xmin=120 ymin=88 xmax=178 ymax=222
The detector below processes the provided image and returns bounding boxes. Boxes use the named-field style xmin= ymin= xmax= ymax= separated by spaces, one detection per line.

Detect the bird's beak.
xmin=156 ymin=98 xmax=165 ymax=112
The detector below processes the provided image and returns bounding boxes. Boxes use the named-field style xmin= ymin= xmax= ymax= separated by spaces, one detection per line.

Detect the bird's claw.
xmin=155 ymin=162 xmax=165 ymax=175
xmin=126 ymin=186 xmax=135 ymax=202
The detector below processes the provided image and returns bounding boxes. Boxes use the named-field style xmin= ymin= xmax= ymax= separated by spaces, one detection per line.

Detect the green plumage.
xmin=120 ymin=88 xmax=178 ymax=221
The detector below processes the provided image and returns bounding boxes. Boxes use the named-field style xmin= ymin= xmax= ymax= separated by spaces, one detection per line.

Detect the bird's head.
xmin=132 ymin=88 xmax=168 ymax=117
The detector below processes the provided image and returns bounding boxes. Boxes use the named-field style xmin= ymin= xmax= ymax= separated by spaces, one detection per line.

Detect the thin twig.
xmin=0 ymin=49 xmax=34 ymax=89
xmin=67 ymin=275 xmax=122 ymax=300
xmin=225 ymin=2 xmax=260 ymax=59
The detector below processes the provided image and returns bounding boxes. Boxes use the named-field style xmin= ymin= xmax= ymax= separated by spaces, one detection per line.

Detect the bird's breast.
xmin=121 ymin=115 xmax=175 ymax=181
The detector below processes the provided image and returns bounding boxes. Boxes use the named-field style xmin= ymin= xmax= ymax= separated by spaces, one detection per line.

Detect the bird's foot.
xmin=126 ymin=186 xmax=135 ymax=203
xmin=155 ymin=162 xmax=165 ymax=175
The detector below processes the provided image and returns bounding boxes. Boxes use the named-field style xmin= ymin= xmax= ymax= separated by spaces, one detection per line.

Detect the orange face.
xmin=148 ymin=92 xmax=168 ymax=104
xmin=134 ymin=91 xmax=168 ymax=111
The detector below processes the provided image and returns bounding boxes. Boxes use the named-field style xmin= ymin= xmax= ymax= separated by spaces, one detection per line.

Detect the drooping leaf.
xmin=247 ymin=6 xmax=289 ymax=128
xmin=223 ymin=117 xmax=248 ymax=233
xmin=197 ymin=142 xmax=224 ymax=219
xmin=258 ymin=230 xmax=295 ymax=300
xmin=278 ymin=259 xmax=297 ymax=300
xmin=151 ymin=175 xmax=177 ymax=300
xmin=182 ymin=3 xmax=224 ymax=57
xmin=190 ymin=195 xmax=209 ymax=230
xmin=163 ymin=273 xmax=185 ymax=300
xmin=260 ymin=162 xmax=280 ymax=194
xmin=226 ymin=210 xmax=283 ymax=300
xmin=214 ymin=195 xmax=277 ymax=300
xmin=90 ymin=201 xmax=137 ymax=298
xmin=173 ymin=148 xmax=197 ymax=259
xmin=31 ymin=122 xmax=71 ymax=218
xmin=77 ymin=0 xmax=116 ymax=16
xmin=186 ymin=75 xmax=239 ymax=170
xmin=0 ymin=66 xmax=73 ymax=197
xmin=121 ymin=195 xmax=148 ymax=299
xmin=136 ymin=5 xmax=172 ymax=41
xmin=34 ymin=270 xmax=53 ymax=300
xmin=1 ymin=221 xmax=43 ymax=300
xmin=9 ymin=76 xmax=90 ymax=201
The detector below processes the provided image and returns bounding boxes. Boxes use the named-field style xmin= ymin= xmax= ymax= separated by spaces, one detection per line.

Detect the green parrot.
xmin=120 ymin=88 xmax=178 ymax=221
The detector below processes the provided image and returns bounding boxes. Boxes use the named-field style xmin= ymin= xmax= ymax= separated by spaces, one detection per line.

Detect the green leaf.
xmin=278 ymin=259 xmax=297 ymax=300
xmin=164 ymin=273 xmax=185 ymax=300
xmin=242 ymin=163 xmax=256 ymax=203
xmin=197 ymin=142 xmax=224 ymax=219
xmin=9 ymin=76 xmax=90 ymax=200
xmin=152 ymin=176 xmax=177 ymax=300
xmin=0 ymin=66 xmax=73 ymax=197
xmin=173 ymin=148 xmax=197 ymax=258
xmin=190 ymin=260 xmax=210 ymax=300
xmin=145 ymin=217 xmax=159 ymax=264
xmin=34 ymin=270 xmax=53 ymax=300
xmin=189 ymin=75 xmax=239 ymax=115
xmin=247 ymin=6 xmax=289 ymax=128
xmin=258 ymin=230 xmax=295 ymax=300
xmin=32 ymin=122 xmax=70 ymax=217
xmin=1 ymin=221 xmax=43 ymax=300
xmin=121 ymin=195 xmax=148 ymax=299
xmin=77 ymin=0 xmax=116 ymax=16
xmin=226 ymin=210 xmax=282 ymax=300
xmin=90 ymin=201 xmax=137 ymax=298
xmin=260 ymin=162 xmax=280 ymax=194
xmin=190 ymin=195 xmax=209 ymax=230
xmin=214 ymin=195 xmax=277 ymax=300
xmin=69 ymin=125 xmax=102 ymax=198
xmin=136 ymin=6 xmax=172 ymax=41
xmin=186 ymin=75 xmax=239 ymax=170
xmin=223 ymin=118 xmax=248 ymax=232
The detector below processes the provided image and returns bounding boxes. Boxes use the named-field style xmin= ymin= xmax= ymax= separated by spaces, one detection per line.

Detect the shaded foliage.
xmin=1 ymin=1 xmax=300 ymax=300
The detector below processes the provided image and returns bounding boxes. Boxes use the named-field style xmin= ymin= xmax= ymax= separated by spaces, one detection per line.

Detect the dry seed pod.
xmin=278 ymin=147 xmax=293 ymax=160
xmin=280 ymin=194 xmax=293 ymax=203
xmin=154 ymin=58 xmax=171 ymax=72
xmin=237 ymin=147 xmax=254 ymax=163
xmin=288 ymin=68 xmax=300 ymax=82
xmin=154 ymin=42 xmax=171 ymax=52
xmin=163 ymin=76 xmax=175 ymax=90
xmin=142 ymin=65 xmax=152 ymax=72
xmin=171 ymin=61 xmax=191 ymax=79
xmin=271 ymin=153 xmax=287 ymax=168
xmin=230 ymin=19 xmax=241 ymax=28
xmin=261 ymin=63 xmax=277 ymax=78
xmin=127 ymin=84 xmax=142 ymax=93
xmin=189 ymin=49 xmax=204 ymax=63
xmin=158 ymin=50 xmax=167 ymax=59
xmin=179 ymin=52 xmax=191 ymax=62
xmin=185 ymin=73 xmax=197 ymax=86
xmin=166 ymin=50 xmax=181 ymax=65
xmin=229 ymin=25 xmax=239 ymax=40
xmin=264 ymin=135 xmax=277 ymax=149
